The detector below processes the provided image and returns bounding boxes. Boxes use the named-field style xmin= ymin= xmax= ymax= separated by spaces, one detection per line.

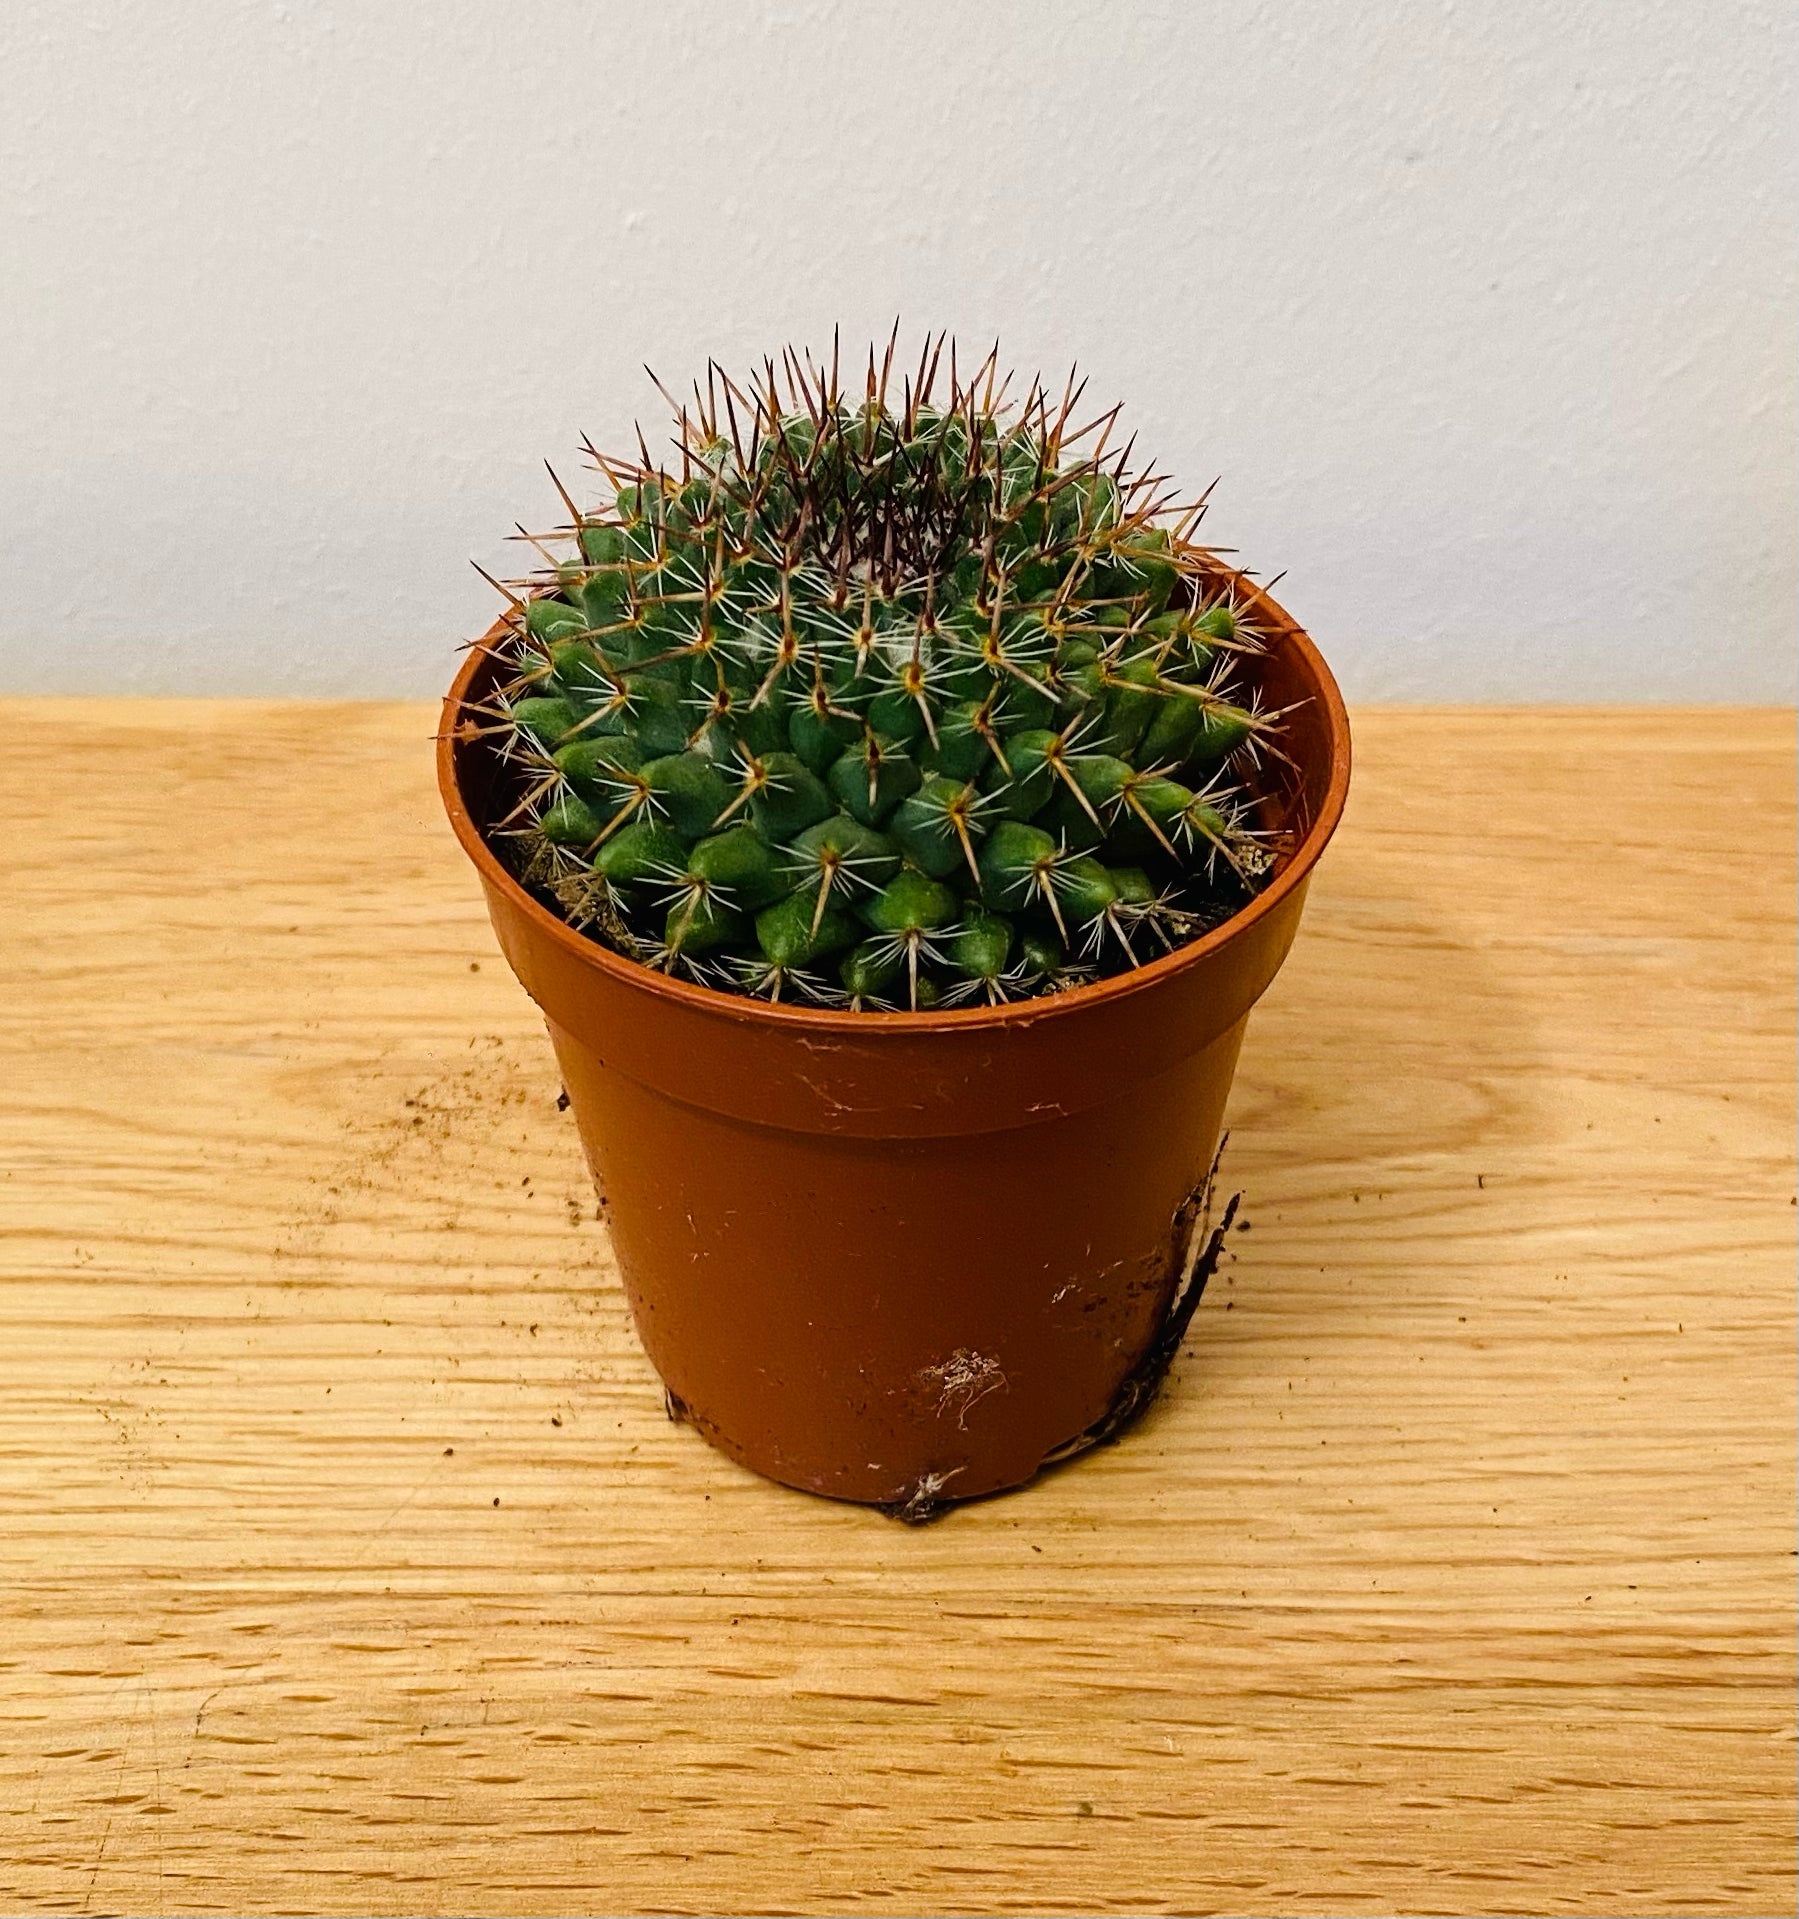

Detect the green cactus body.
xmin=511 ymin=695 xmax=585 ymax=751
xmin=943 ymin=907 xmax=1016 ymax=1003
xmin=1097 ymin=654 xmax=1164 ymax=757
xmin=554 ymin=735 xmax=644 ymax=800
xmin=540 ymin=792 xmax=605 ymax=845
xmin=745 ymin=752 xmax=834 ymax=844
xmin=1185 ymin=700 xmax=1260 ymax=771
xmin=1102 ymin=771 xmax=1192 ymax=861
xmin=1041 ymin=784 xmax=1107 ymax=855
xmin=594 ymin=819 xmax=687 ymax=891
xmin=641 ymin=752 xmax=730 ymax=840
xmin=474 ymin=338 xmax=1290 ymax=1008
xmin=978 ymin=819 xmax=1061 ymax=919
xmin=828 ymin=733 xmax=923 ymax=828
xmin=981 ymin=728 xmax=1059 ymax=820
xmin=526 ymin=597 xmax=588 ymax=646
xmin=861 ymin=869 xmax=958 ymax=939
xmin=663 ymin=890 xmax=744 ymax=958
xmin=550 ymin=639 xmax=622 ymax=703
xmin=684 ymin=824 xmax=789 ymax=913
xmin=1054 ymin=856 xmax=1119 ymax=929
xmin=627 ymin=679 xmax=690 ymax=758
xmin=756 ymin=891 xmax=861 ymax=970
xmin=890 ymin=776 xmax=990 ymax=881
xmin=923 ymin=699 xmax=997 ymax=781
xmin=1138 ymin=685 xmax=1208 ymax=767
xmin=789 ymin=693 xmax=863 ymax=773
xmin=859 ymin=869 xmax=959 ymax=1009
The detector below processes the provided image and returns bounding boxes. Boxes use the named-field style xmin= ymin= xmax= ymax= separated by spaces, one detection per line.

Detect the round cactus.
xmin=459 ymin=334 xmax=1294 ymax=1010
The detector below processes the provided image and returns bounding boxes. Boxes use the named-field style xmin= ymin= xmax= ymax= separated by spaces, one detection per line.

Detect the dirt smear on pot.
xmin=878 ymin=1145 xmax=1244 ymax=1524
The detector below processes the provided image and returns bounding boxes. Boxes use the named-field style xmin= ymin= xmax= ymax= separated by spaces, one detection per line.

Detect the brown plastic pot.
xmin=439 ymin=583 xmax=1349 ymax=1511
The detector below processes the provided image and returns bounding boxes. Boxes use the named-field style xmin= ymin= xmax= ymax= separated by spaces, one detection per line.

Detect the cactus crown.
xmin=458 ymin=333 xmax=1296 ymax=1011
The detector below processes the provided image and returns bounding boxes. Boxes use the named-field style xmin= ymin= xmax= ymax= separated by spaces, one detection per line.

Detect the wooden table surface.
xmin=1 ymin=702 xmax=1793 ymax=1917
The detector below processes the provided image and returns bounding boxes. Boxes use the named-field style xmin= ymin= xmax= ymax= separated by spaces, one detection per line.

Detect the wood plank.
xmin=0 ymin=700 xmax=1792 ymax=1917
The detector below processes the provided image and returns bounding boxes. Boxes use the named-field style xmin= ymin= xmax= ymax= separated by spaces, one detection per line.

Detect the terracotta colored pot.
xmin=439 ymin=585 xmax=1350 ymax=1510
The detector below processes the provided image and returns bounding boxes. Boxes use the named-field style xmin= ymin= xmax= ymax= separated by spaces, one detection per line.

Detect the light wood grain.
xmin=0 ymin=701 xmax=1792 ymax=1918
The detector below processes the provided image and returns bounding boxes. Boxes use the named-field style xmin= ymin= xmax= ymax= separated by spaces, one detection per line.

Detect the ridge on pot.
xmin=438 ymin=340 xmax=1350 ymax=1510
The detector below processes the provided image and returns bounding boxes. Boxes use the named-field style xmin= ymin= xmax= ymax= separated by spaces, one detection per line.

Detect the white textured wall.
xmin=2 ymin=0 xmax=1793 ymax=700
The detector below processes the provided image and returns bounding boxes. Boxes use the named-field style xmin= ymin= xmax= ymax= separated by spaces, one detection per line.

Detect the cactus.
xmin=457 ymin=333 xmax=1295 ymax=1010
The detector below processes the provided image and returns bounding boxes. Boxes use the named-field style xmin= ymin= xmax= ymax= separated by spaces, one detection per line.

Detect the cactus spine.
xmin=459 ymin=333 xmax=1293 ymax=1011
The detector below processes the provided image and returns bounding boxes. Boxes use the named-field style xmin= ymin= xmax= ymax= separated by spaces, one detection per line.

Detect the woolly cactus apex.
xmin=459 ymin=330 xmax=1300 ymax=1011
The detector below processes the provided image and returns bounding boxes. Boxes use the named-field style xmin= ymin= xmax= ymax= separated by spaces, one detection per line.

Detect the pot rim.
xmin=437 ymin=578 xmax=1351 ymax=1036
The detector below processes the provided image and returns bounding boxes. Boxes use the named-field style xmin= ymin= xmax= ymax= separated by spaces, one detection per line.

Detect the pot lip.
xmin=437 ymin=577 xmax=1351 ymax=1037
